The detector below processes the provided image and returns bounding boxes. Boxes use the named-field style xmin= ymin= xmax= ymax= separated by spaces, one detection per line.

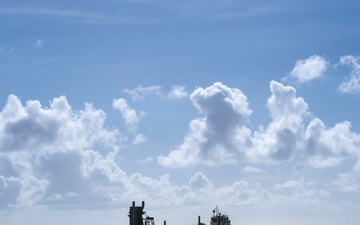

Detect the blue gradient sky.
xmin=1 ymin=1 xmax=360 ymax=225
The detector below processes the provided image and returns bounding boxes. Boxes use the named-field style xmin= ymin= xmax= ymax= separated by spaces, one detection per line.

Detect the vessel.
xmin=128 ymin=201 xmax=231 ymax=225
xmin=210 ymin=206 xmax=231 ymax=225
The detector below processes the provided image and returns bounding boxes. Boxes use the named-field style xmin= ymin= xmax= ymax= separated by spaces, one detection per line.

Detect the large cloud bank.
xmin=1 ymin=57 xmax=360 ymax=212
xmin=0 ymin=94 xmax=276 ymax=209
xmin=159 ymin=80 xmax=360 ymax=167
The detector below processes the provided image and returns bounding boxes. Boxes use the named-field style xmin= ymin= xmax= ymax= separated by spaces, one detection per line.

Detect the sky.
xmin=1 ymin=0 xmax=360 ymax=225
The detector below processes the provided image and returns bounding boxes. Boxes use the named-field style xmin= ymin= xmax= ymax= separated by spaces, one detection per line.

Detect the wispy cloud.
xmin=112 ymin=98 xmax=145 ymax=133
xmin=0 ymin=2 xmax=285 ymax=26
xmin=243 ymin=166 xmax=266 ymax=173
xmin=123 ymin=85 xmax=162 ymax=101
xmin=0 ymin=43 xmax=16 ymax=54
xmin=0 ymin=7 xmax=147 ymax=25
xmin=35 ymin=39 xmax=44 ymax=47
xmin=133 ymin=133 xmax=148 ymax=145
xmin=138 ymin=156 xmax=153 ymax=164
xmin=338 ymin=55 xmax=360 ymax=94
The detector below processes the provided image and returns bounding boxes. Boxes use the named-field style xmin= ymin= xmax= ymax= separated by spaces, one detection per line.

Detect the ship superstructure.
xmin=128 ymin=202 xmax=231 ymax=225
xmin=129 ymin=201 xmax=156 ymax=225
xmin=210 ymin=206 xmax=231 ymax=225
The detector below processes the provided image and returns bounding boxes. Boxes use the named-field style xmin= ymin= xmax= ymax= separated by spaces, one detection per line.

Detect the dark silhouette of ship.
xmin=210 ymin=206 xmax=231 ymax=225
xmin=129 ymin=201 xmax=231 ymax=225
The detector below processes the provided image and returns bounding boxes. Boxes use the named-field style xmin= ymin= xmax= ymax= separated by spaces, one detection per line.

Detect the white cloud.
xmin=284 ymin=55 xmax=329 ymax=84
xmin=333 ymin=172 xmax=360 ymax=192
xmin=0 ymin=94 xmax=127 ymax=208
xmin=158 ymin=82 xmax=252 ymax=167
xmin=338 ymin=55 xmax=360 ymax=93
xmin=250 ymin=81 xmax=360 ymax=166
xmin=214 ymin=180 xmax=269 ymax=206
xmin=0 ymin=95 xmax=151 ymax=208
xmin=274 ymin=179 xmax=312 ymax=189
xmin=123 ymin=85 xmax=162 ymax=101
xmin=1 ymin=83 xmax=360 ymax=214
xmin=168 ymin=85 xmax=188 ymax=99
xmin=0 ymin=95 xmax=119 ymax=153
xmin=0 ymin=94 xmax=248 ymax=209
xmin=35 ymin=39 xmax=44 ymax=47
xmin=305 ymin=118 xmax=360 ymax=167
xmin=0 ymin=152 xmax=48 ymax=208
xmin=271 ymin=178 xmax=322 ymax=208
xmin=249 ymin=81 xmax=308 ymax=161
xmin=112 ymin=98 xmax=145 ymax=133
xmin=243 ymin=166 xmax=266 ymax=173
xmin=266 ymin=81 xmax=309 ymax=119
xmin=189 ymin=172 xmax=213 ymax=191
xmin=332 ymin=159 xmax=360 ymax=192
xmin=133 ymin=133 xmax=148 ymax=145
xmin=128 ymin=173 xmax=188 ymax=206
xmin=159 ymin=81 xmax=360 ymax=169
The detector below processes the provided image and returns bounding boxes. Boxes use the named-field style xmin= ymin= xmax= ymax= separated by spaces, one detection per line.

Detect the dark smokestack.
xmin=129 ymin=201 xmax=145 ymax=225
xmin=142 ymin=201 xmax=145 ymax=209
xmin=198 ymin=216 xmax=201 ymax=225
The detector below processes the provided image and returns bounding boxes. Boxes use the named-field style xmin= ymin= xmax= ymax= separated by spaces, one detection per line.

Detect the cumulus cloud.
xmin=1 ymin=80 xmax=360 ymax=213
xmin=0 ymin=94 xmax=200 ymax=208
xmin=0 ymin=95 xmax=168 ymax=208
xmin=158 ymin=82 xmax=252 ymax=167
xmin=0 ymin=139 xmax=330 ymax=211
xmin=0 ymin=94 xmax=129 ymax=208
xmin=338 ymin=55 xmax=360 ymax=93
xmin=247 ymin=80 xmax=359 ymax=168
xmin=249 ymin=81 xmax=308 ymax=161
xmin=284 ymin=55 xmax=329 ymax=84
xmin=250 ymin=81 xmax=360 ymax=165
xmin=0 ymin=94 xmax=247 ymax=209
xmin=305 ymin=119 xmax=360 ymax=167
xmin=159 ymin=81 xmax=360 ymax=169
xmin=189 ymin=172 xmax=213 ymax=191
xmin=214 ymin=180 xmax=270 ymax=206
xmin=0 ymin=95 xmax=119 ymax=153
xmin=123 ymin=85 xmax=162 ymax=101
xmin=168 ymin=85 xmax=188 ymax=99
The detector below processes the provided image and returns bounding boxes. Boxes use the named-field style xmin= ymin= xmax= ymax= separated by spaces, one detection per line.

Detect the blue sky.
xmin=1 ymin=1 xmax=360 ymax=225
